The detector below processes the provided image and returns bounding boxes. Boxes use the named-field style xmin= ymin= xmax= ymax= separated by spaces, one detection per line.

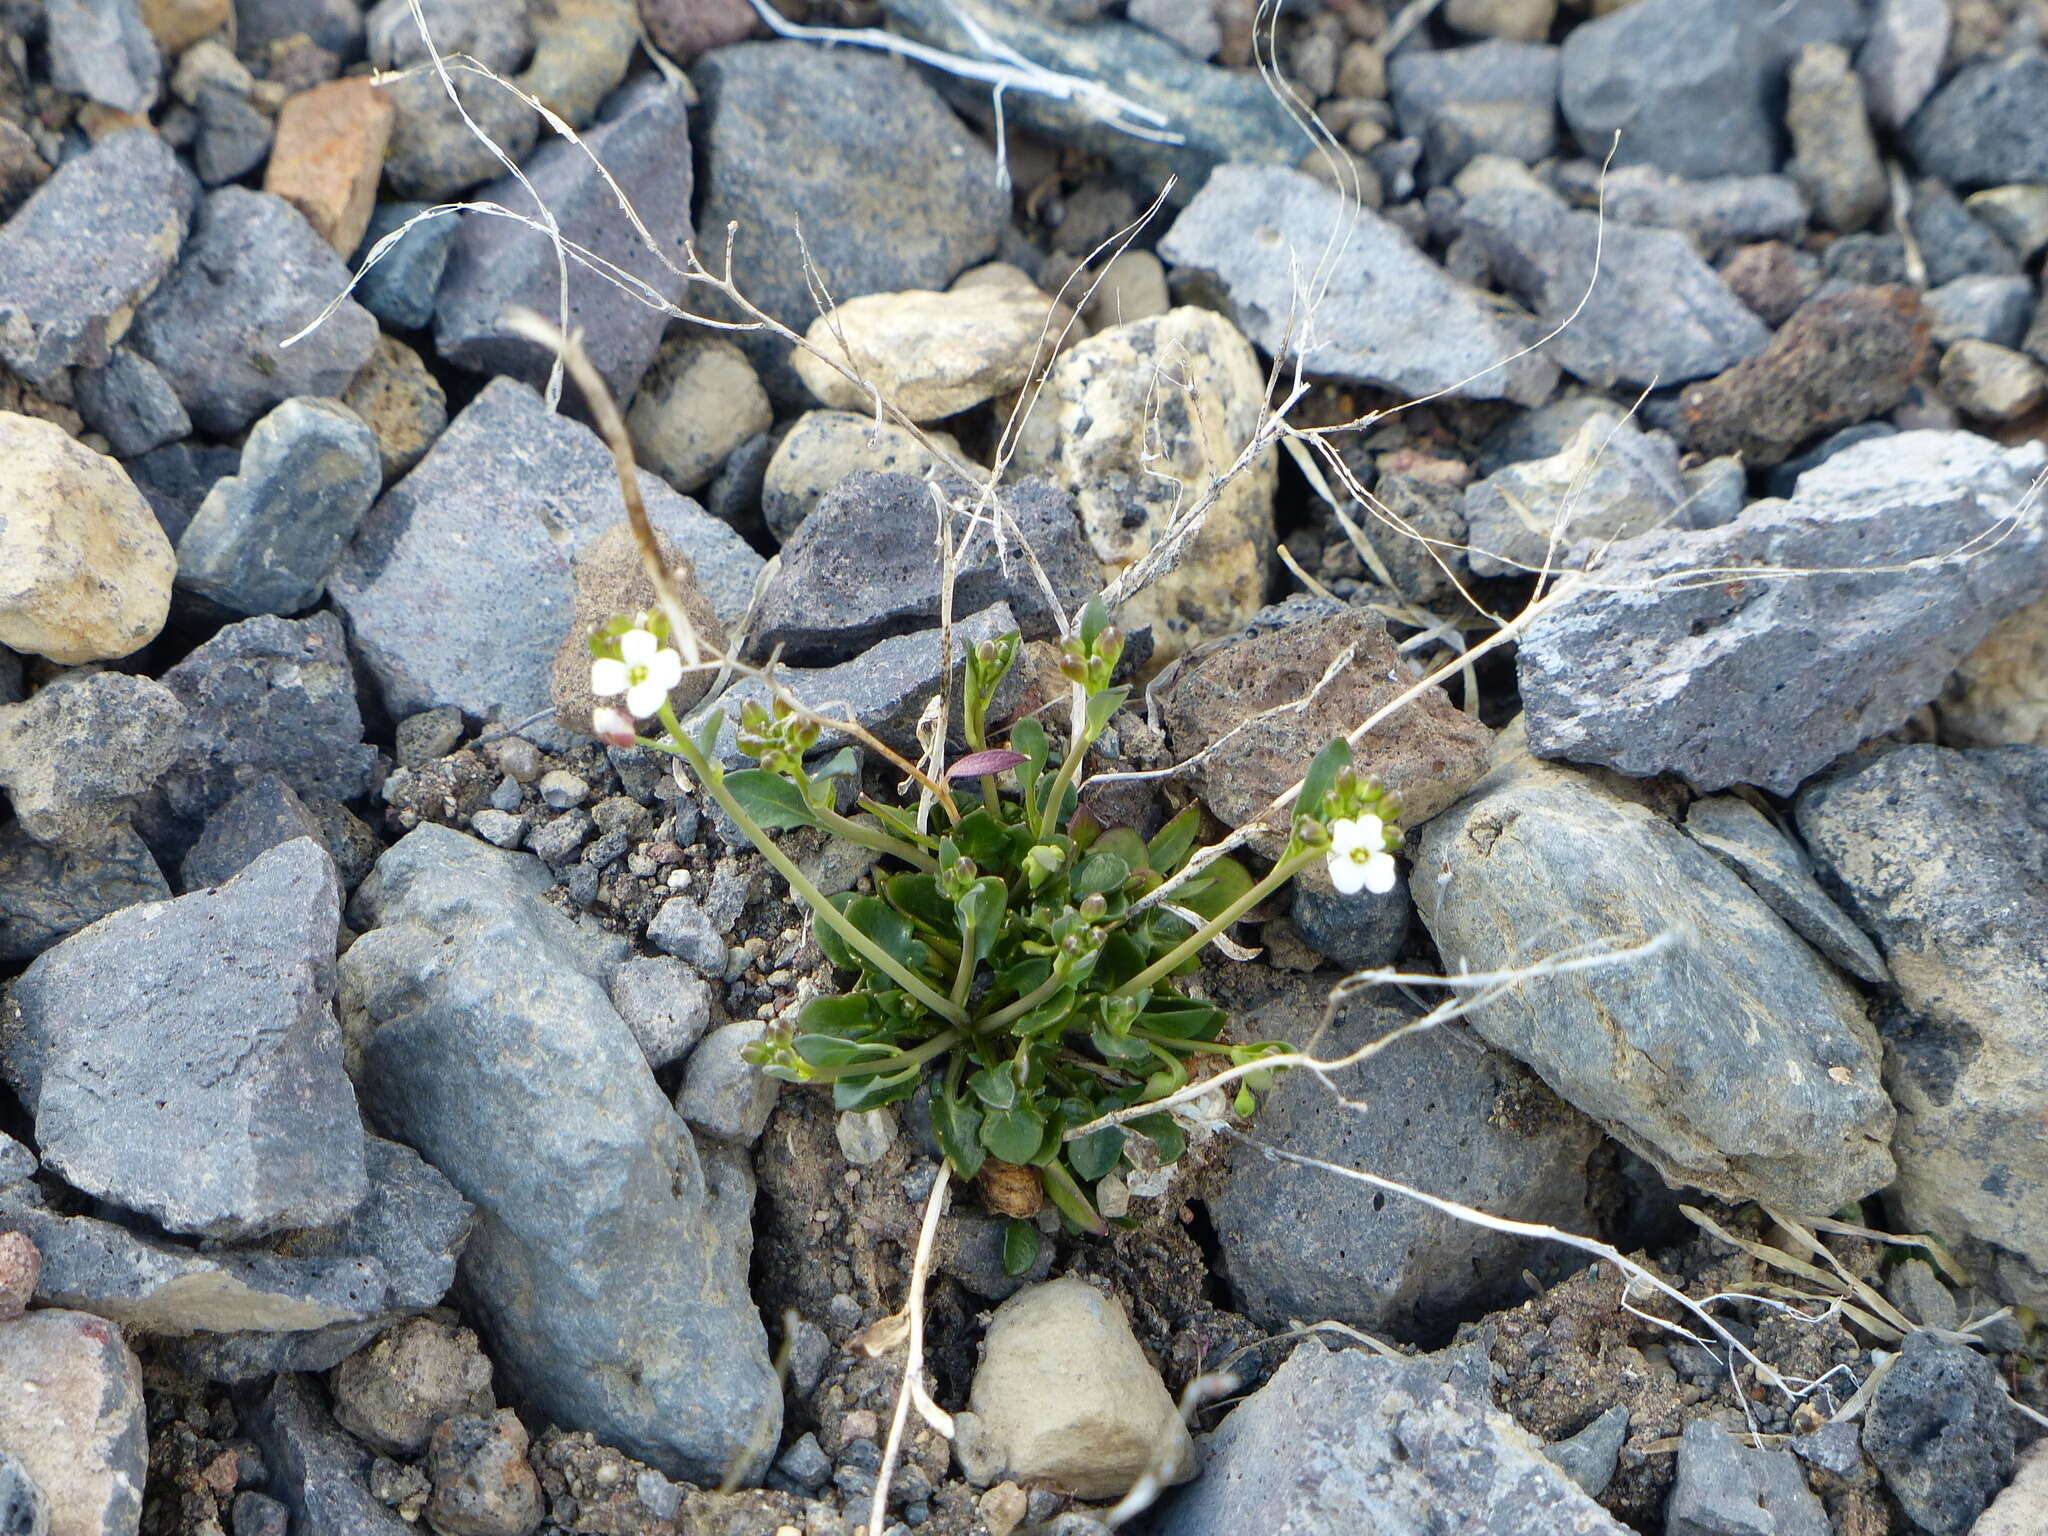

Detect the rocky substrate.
xmin=2 ymin=0 xmax=2047 ymax=1534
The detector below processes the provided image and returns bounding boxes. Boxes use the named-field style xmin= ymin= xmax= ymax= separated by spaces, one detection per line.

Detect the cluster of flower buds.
xmin=736 ymin=694 xmax=822 ymax=776
xmin=964 ymin=633 xmax=1021 ymax=748
xmin=1294 ymin=768 xmax=1405 ymax=897
xmin=1058 ymin=622 xmax=1124 ymax=696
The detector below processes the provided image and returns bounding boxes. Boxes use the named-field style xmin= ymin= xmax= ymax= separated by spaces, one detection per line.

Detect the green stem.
xmin=815 ymin=803 xmax=937 ymax=872
xmin=1112 ymin=846 xmax=1319 ymax=1000
xmin=1041 ymin=1158 xmax=1105 ymax=1234
xmin=1033 ymin=688 xmax=1092 ymax=841
xmin=654 ymin=705 xmax=968 ymax=1026
xmin=977 ymin=968 xmax=1067 ymax=1033
xmin=798 ymin=1027 xmax=962 ymax=1083
xmin=950 ymin=925 xmax=977 ymax=1010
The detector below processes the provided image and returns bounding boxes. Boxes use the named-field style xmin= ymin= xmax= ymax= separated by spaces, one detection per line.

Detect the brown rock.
xmin=1939 ymin=338 xmax=2047 ymax=422
xmin=0 ymin=119 xmax=50 ymax=222
xmin=342 ymin=334 xmax=449 ymax=484
xmin=1940 ymin=589 xmax=2048 ymax=747
xmin=1678 ymin=285 xmax=1929 ymax=465
xmin=639 ymin=0 xmax=757 ymax=61
xmin=1718 ymin=241 xmax=1819 ymax=327
xmin=140 ymin=0 xmax=230 ymax=53
xmin=424 ymin=1411 xmax=543 ymax=1536
xmin=977 ymin=1161 xmax=1043 ymax=1220
xmin=0 ymin=1230 xmax=38 ymax=1320
xmin=331 ymin=1316 xmax=496 ymax=1458
xmin=263 ymin=77 xmax=395 ymax=255
xmin=547 ymin=523 xmax=725 ymax=737
xmin=1161 ymin=603 xmax=1493 ymax=835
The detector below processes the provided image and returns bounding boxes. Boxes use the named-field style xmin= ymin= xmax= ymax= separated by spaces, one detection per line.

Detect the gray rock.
xmin=191 ymin=85 xmax=272 ymax=188
xmin=328 ymin=378 xmax=763 ymax=731
xmin=1559 ymin=0 xmax=1861 ymax=180
xmin=1858 ymin=0 xmax=1949 ymax=130
xmin=330 ymin=1315 xmax=495 ymax=1458
xmin=394 ymin=707 xmax=464 ymax=768
xmin=673 ymin=1023 xmax=777 ymax=1146
xmin=0 ymin=669 xmax=185 ymax=843
xmin=879 ymin=0 xmax=1297 ymax=206
xmin=1413 ymin=747 xmax=1896 ymax=1213
xmin=233 ymin=0 xmax=363 ymax=59
xmin=1 ymin=839 xmax=365 ymax=1240
xmin=1461 ymin=188 xmax=1770 ymax=389
xmin=1761 ymin=421 xmax=1897 ymax=500
xmin=177 ymin=398 xmax=381 ymax=616
xmin=1966 ymin=183 xmax=2048 ymax=263
xmin=1287 ymin=862 xmax=1410 ymax=972
xmin=1159 ymin=164 xmax=1556 ymax=406
xmin=688 ymin=40 xmax=1007 ymax=400
xmin=0 ymin=130 xmax=192 ymax=387
xmin=607 ymin=955 xmax=711 ymax=1069
xmin=365 ymin=0 xmax=526 ymax=71
xmin=0 ymin=821 xmax=170 ymax=963
xmin=0 ymin=1135 xmax=32 ymax=1192
xmin=434 ymin=77 xmax=692 ymax=405
xmin=1475 ymin=393 xmax=1616 ymax=475
xmin=350 ymin=202 xmax=458 ymax=332
xmin=1666 ymin=1419 xmax=1828 ymax=1536
xmin=127 ymin=441 xmax=240 ymax=547
xmin=1423 ymin=98 xmax=1558 ymax=182
xmin=1520 ymin=431 xmax=2048 ymax=794
xmin=1681 ymin=796 xmax=1886 ymax=984
xmin=749 ymin=471 xmax=1093 ymax=665
xmin=1385 ymin=38 xmax=1558 ymax=142
xmin=129 ymin=186 xmax=377 ymax=436
xmin=246 ymin=1374 xmax=414 ymax=1536
xmin=1586 ymin=167 xmax=1808 ymax=252
xmin=645 ymin=898 xmax=725 ymax=975
xmin=1884 ymin=1257 xmax=1960 ymax=1333
xmin=72 ymin=348 xmax=192 ymax=458
xmin=0 ymin=1450 xmax=45 ymax=1536
xmin=153 ymin=611 xmax=378 ymax=839
xmin=1797 ymin=745 xmax=2048 ymax=1307
xmin=342 ymin=825 xmax=781 ymax=1483
xmin=1152 ymin=1338 xmax=1628 ymax=1535
xmin=1909 ymin=176 xmax=2021 ymax=286
xmin=695 ymin=601 xmax=1021 ymax=765
xmin=467 ymin=809 xmax=525 ymax=850
xmin=45 ymin=0 xmax=159 ymax=112
xmin=1905 ymin=49 xmax=2048 ymax=189
xmin=1785 ymin=42 xmax=1885 ymax=234
xmin=1464 ymin=411 xmax=1687 ymax=577
xmin=230 ymin=1493 xmax=285 ymax=1536
xmin=1546 ymin=1404 xmax=1628 ymax=1500
xmin=1922 ymin=274 xmax=2036 ymax=349
xmin=1210 ymin=984 xmax=1600 ymax=1342
xmin=180 ymin=774 xmax=329 ymax=892
xmin=0 ymin=1309 xmax=146 ymax=1536
xmin=1862 ymin=1331 xmax=2016 ymax=1534
xmin=1681 ymin=455 xmax=1748 ymax=528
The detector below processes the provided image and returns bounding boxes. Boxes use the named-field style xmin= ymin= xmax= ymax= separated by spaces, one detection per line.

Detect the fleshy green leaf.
xmin=832 ymin=1068 xmax=922 ymax=1112
xmin=1298 ymin=738 xmax=1353 ymax=827
xmin=843 ymin=896 xmax=929 ymax=972
xmin=813 ymin=891 xmax=860 ymax=971
xmin=931 ymin=1093 xmax=986 ymax=1180
xmin=691 ymin=707 xmax=725 ymax=762
xmin=798 ymin=993 xmax=875 ymax=1036
xmin=1084 ymin=685 xmax=1130 ymax=741
xmin=811 ymin=746 xmax=860 ymax=783
xmin=1001 ymin=1218 xmax=1041 ymax=1278
xmin=958 ymin=878 xmax=1008 ymax=963
xmin=967 ymin=1063 xmax=1018 ymax=1111
xmin=1070 ymin=851 xmax=1129 ymax=900
xmin=885 ymin=874 xmax=956 ymax=937
xmin=1067 ymin=1125 xmax=1125 ymax=1182
xmin=981 ymin=1103 xmax=1046 ymax=1164
xmin=723 ymin=769 xmax=818 ymax=830
xmin=1129 ymin=1112 xmax=1186 ymax=1164
xmin=1077 ymin=596 xmax=1111 ymax=648
xmin=1090 ymin=1022 xmax=1154 ymax=1065
xmin=1178 ymin=856 xmax=1254 ymax=921
xmin=1146 ymin=805 xmax=1202 ymax=875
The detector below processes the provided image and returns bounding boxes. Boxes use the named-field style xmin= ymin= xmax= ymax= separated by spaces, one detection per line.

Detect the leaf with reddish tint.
xmin=947 ymin=749 xmax=1028 ymax=779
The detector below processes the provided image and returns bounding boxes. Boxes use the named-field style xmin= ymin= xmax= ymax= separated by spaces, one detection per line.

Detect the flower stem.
xmin=1111 ymin=845 xmax=1317 ymax=1000
xmin=1033 ymin=686 xmax=1091 ymax=841
xmin=799 ymin=1027 xmax=962 ymax=1083
xmin=976 ymin=968 xmax=1066 ymax=1033
xmin=815 ymin=804 xmax=937 ymax=873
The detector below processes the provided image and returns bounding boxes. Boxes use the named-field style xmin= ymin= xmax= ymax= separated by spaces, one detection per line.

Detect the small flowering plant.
xmin=599 ymin=597 xmax=1403 ymax=1270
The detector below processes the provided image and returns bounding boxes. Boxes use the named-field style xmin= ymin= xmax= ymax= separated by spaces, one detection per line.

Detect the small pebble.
xmin=469 ymin=809 xmax=527 ymax=850
xmin=538 ymin=770 xmax=589 ymax=809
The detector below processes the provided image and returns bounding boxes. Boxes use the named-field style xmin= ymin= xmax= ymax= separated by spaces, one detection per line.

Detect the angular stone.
xmin=0 ymin=413 xmax=174 ymax=664
xmin=1161 ymin=600 xmax=1491 ymax=833
xmin=1593 ymin=167 xmax=1808 ymax=251
xmin=129 ymin=187 xmax=377 ymax=436
xmin=1905 ymin=49 xmax=2048 ymax=189
xmin=1413 ymin=746 xmax=1896 ymax=1213
xmin=1 ymin=839 xmax=365 ymax=1240
xmin=1798 ymin=745 xmax=2048 ymax=1307
xmin=340 ymin=333 xmax=448 ymax=485
xmin=177 ymin=397 xmax=382 ymax=615
xmin=378 ymin=70 xmax=537 ymax=203
xmin=689 ymin=40 xmax=1007 ymax=399
xmin=331 ymin=1316 xmax=494 ymax=1458
xmin=1464 ymin=411 xmax=1686 ymax=578
xmin=1462 ymin=187 xmax=1770 ymax=389
xmin=245 ymin=1375 xmax=414 ymax=1536
xmin=434 ymin=77 xmax=692 ymax=405
xmin=0 ymin=822 xmax=170 ymax=964
xmin=1786 ymin=43 xmax=1885 ymax=233
xmin=330 ymin=379 xmax=762 ymax=731
xmin=794 ymin=280 xmax=1062 ymax=423
xmin=1519 ymin=431 xmax=2048 ymax=795
xmin=0 ymin=1311 xmax=146 ymax=1536
xmin=343 ymin=825 xmax=780 ymax=1483
xmin=126 ymin=440 xmax=238 ymax=547
xmin=0 ymin=1450 xmax=41 ymax=1536
xmin=625 ymin=335 xmax=770 ymax=496
xmin=1211 ymin=982 xmax=1600 ymax=1342
xmin=47 ymin=0 xmax=161 ymax=113
xmin=263 ymin=76 xmax=394 ymax=256
xmin=1159 ymin=165 xmax=1555 ymax=406
xmin=350 ymin=201 xmax=458 ymax=332
xmin=749 ymin=472 xmax=1094 ymax=664
xmin=1681 ymin=796 xmax=1885 ymax=984
xmin=0 ymin=130 xmax=192 ymax=387
xmin=71 ymin=348 xmax=191 ymax=457
xmin=1858 ymin=0 xmax=1949 ymax=130
xmin=180 ymin=774 xmax=327 ymax=890
xmin=1965 ymin=184 xmax=2048 ymax=263
xmin=1910 ymin=176 xmax=2022 ymax=286
xmin=1941 ymin=338 xmax=2047 ymax=422
xmin=0 ymin=670 xmax=184 ymax=844
xmin=1386 ymin=38 xmax=1559 ymax=144
xmin=1862 ymin=1331 xmax=2017 ymax=1534
xmin=518 ymin=0 xmax=635 ymax=130
xmin=760 ymin=411 xmax=958 ymax=545
xmin=231 ymin=0 xmax=362 ymax=58
xmin=1922 ymin=274 xmax=2035 ymax=349
xmin=1666 ymin=1420 xmax=1828 ymax=1536
xmin=1941 ymin=589 xmax=2048 ymax=748
xmin=672 ymin=1024 xmax=776 ymax=1146
xmin=1153 ymin=1339 xmax=1628 ymax=1535
xmin=606 ymin=956 xmax=709 ymax=1071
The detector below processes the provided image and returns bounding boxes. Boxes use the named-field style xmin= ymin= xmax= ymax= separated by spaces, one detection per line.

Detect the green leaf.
xmin=1092 ymin=826 xmax=1146 ymax=868
xmin=1298 ymin=737 xmax=1353 ymax=826
xmin=1139 ymin=999 xmax=1229 ymax=1041
xmin=1090 ymin=1022 xmax=1154 ymax=1065
xmin=793 ymin=1034 xmax=896 ymax=1069
xmin=797 ymin=993 xmax=875 ymax=1036
xmin=722 ymin=769 xmax=819 ymax=830
xmin=832 ymin=1068 xmax=921 ymax=1113
xmin=1129 ymin=1112 xmax=1186 ymax=1164
xmin=1010 ymin=716 xmax=1048 ymax=813
xmin=1084 ymin=685 xmax=1130 ymax=741
xmin=958 ymin=878 xmax=1007 ymax=963
xmin=1178 ymin=856 xmax=1254 ymax=921
xmin=813 ymin=891 xmax=861 ymax=971
xmin=691 ymin=707 xmax=725 ymax=762
xmin=885 ymin=874 xmax=956 ymax=937
xmin=981 ymin=1103 xmax=1046 ymax=1164
xmin=1070 ymin=851 xmax=1129 ymax=900
xmin=931 ymin=1093 xmax=986 ymax=1180
xmin=1067 ymin=1125 xmax=1125 ymax=1182
xmin=811 ymin=746 xmax=860 ymax=783
xmin=1146 ymin=805 xmax=1202 ymax=875
xmin=844 ymin=896 xmax=929 ymax=972
xmin=952 ymin=808 xmax=1021 ymax=874
xmin=1077 ymin=595 xmax=1111 ymax=648
xmin=1014 ymin=988 xmax=1078 ymax=1039
xmin=966 ymin=1063 xmax=1018 ymax=1111
xmin=1001 ymin=1218 xmax=1041 ymax=1278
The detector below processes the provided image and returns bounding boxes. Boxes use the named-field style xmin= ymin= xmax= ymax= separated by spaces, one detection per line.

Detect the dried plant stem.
xmin=870 ymin=1170 xmax=954 ymax=1535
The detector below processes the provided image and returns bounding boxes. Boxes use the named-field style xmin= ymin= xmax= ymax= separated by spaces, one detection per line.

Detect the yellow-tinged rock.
xmin=264 ymin=77 xmax=395 ymax=255
xmin=1008 ymin=306 xmax=1276 ymax=666
xmin=1940 ymin=588 xmax=2048 ymax=747
xmin=794 ymin=279 xmax=1065 ymax=421
xmin=0 ymin=412 xmax=173 ymax=663
xmin=139 ymin=0 xmax=230 ymax=53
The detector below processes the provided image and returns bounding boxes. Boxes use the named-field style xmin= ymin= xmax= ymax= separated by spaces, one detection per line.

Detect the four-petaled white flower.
xmin=1327 ymin=814 xmax=1397 ymax=896
xmin=591 ymin=628 xmax=683 ymax=720
xmin=590 ymin=706 xmax=638 ymax=748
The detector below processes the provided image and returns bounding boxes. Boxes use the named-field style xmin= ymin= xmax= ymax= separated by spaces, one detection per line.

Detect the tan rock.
xmin=1081 ymin=249 xmax=1170 ymax=330
xmin=1972 ymin=1439 xmax=2048 ymax=1536
xmin=761 ymin=409 xmax=963 ymax=543
xmin=264 ymin=77 xmax=396 ymax=255
xmin=1162 ymin=603 xmax=1493 ymax=833
xmin=139 ymin=0 xmax=230 ymax=54
xmin=954 ymin=1278 xmax=1193 ymax=1501
xmin=795 ymin=281 xmax=1064 ymax=421
xmin=0 ymin=412 xmax=173 ymax=663
xmin=343 ymin=333 xmax=450 ymax=484
xmin=1445 ymin=0 xmax=1557 ymax=40
xmin=1940 ymin=588 xmax=2048 ymax=747
xmin=0 ymin=1309 xmax=146 ymax=1536
xmin=549 ymin=524 xmax=725 ymax=736
xmin=1010 ymin=306 xmax=1276 ymax=666
xmin=1940 ymin=338 xmax=2047 ymax=422
xmin=626 ymin=335 xmax=772 ymax=494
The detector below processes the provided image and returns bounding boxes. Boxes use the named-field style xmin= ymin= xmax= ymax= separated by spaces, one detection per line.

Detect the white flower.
xmin=590 ymin=706 xmax=638 ymax=748
xmin=590 ymin=627 xmax=683 ymax=719
xmin=1327 ymin=813 xmax=1397 ymax=897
